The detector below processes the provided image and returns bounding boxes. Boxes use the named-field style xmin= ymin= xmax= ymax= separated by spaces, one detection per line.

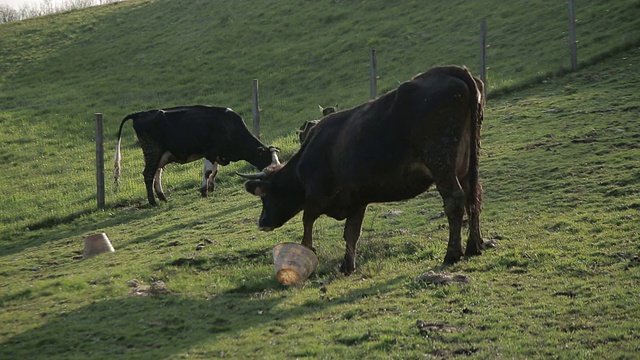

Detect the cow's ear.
xmin=244 ymin=180 xmax=268 ymax=197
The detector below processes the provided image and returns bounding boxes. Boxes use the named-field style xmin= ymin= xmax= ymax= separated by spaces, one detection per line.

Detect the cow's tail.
xmin=113 ymin=114 xmax=135 ymax=188
xmin=464 ymin=68 xmax=485 ymax=232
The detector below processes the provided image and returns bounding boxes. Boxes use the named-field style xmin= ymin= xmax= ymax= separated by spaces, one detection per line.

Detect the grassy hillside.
xmin=1 ymin=0 xmax=639 ymax=358
xmin=1 ymin=0 xmax=639 ymax=232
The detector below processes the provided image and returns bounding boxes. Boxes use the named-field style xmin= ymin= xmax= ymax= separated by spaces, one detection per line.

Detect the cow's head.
xmin=318 ymin=104 xmax=338 ymax=116
xmin=297 ymin=120 xmax=319 ymax=144
xmin=237 ymin=152 xmax=304 ymax=231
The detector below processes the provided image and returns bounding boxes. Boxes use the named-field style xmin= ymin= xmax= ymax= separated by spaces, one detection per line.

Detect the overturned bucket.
xmin=273 ymin=242 xmax=318 ymax=285
xmin=83 ymin=232 xmax=115 ymax=259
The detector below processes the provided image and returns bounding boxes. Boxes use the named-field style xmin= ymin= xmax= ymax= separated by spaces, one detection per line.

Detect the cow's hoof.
xmin=465 ymin=241 xmax=483 ymax=257
xmin=443 ymin=254 xmax=462 ymax=265
xmin=465 ymin=238 xmax=496 ymax=258
xmin=340 ymin=262 xmax=355 ymax=276
xmin=300 ymin=243 xmax=316 ymax=253
xmin=465 ymin=248 xmax=481 ymax=257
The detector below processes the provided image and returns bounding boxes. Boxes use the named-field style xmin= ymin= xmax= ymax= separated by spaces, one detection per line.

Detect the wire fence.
xmin=93 ymin=1 xmax=640 ymax=207
xmin=244 ymin=0 xmax=638 ymax=139
xmin=73 ymin=0 xmax=640 ymax=150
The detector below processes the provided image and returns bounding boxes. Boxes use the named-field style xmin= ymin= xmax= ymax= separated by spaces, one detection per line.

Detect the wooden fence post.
xmin=568 ymin=0 xmax=578 ymax=71
xmin=252 ymin=79 xmax=260 ymax=139
xmin=480 ymin=20 xmax=487 ymax=89
xmin=369 ymin=49 xmax=377 ymax=99
xmin=95 ymin=113 xmax=105 ymax=210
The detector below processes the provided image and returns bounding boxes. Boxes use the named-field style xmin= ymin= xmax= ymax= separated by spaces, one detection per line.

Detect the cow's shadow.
xmin=0 ymin=276 xmax=404 ymax=359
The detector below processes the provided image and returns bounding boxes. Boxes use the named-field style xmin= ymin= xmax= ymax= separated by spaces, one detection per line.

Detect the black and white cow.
xmin=114 ymin=105 xmax=278 ymax=206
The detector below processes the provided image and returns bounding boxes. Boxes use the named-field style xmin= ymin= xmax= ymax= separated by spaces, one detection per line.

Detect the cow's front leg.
xmin=341 ymin=206 xmax=367 ymax=275
xmin=200 ymin=160 xmax=218 ymax=197
xmin=301 ymin=211 xmax=319 ymax=252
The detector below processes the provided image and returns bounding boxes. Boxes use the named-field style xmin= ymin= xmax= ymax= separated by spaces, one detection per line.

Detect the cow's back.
xmin=132 ymin=106 xmax=235 ymax=159
xmin=295 ymin=66 xmax=481 ymax=203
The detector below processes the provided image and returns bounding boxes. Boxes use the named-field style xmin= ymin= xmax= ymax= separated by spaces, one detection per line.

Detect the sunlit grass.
xmin=1 ymin=0 xmax=639 ymax=358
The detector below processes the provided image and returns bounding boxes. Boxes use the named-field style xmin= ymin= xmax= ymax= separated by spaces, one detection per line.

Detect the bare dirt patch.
xmin=415 ymin=271 xmax=472 ymax=285
xmin=127 ymin=279 xmax=173 ymax=296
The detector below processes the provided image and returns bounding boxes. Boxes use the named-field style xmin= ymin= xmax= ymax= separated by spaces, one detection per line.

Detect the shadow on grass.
xmin=0 ymin=276 xmax=405 ymax=359
xmin=0 ymin=188 xmax=258 ymax=257
xmin=0 ymin=205 xmax=156 ymax=257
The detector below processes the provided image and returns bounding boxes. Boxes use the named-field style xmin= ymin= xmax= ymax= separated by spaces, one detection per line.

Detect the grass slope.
xmin=1 ymin=0 xmax=639 ymax=358
xmin=1 ymin=0 xmax=639 ymax=234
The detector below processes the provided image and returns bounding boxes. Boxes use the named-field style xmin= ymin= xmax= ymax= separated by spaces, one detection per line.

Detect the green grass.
xmin=1 ymin=0 xmax=639 ymax=358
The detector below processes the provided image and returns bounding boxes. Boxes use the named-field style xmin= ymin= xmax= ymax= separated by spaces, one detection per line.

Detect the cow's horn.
xmin=269 ymin=147 xmax=281 ymax=165
xmin=236 ymin=171 xmax=267 ymax=180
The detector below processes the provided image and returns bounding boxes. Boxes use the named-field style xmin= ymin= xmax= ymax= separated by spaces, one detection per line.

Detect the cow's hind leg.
xmin=460 ymin=173 xmax=483 ymax=257
xmin=435 ymin=177 xmax=466 ymax=264
xmin=140 ymin=139 xmax=164 ymax=206
xmin=142 ymin=162 xmax=159 ymax=206
xmin=154 ymin=168 xmax=168 ymax=202
xmin=341 ymin=206 xmax=367 ymax=275
xmin=459 ymin=175 xmax=494 ymax=257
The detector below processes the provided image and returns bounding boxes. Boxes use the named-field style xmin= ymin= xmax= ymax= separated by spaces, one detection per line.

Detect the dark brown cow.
xmin=239 ymin=66 xmax=492 ymax=274
xmin=114 ymin=105 xmax=278 ymax=206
